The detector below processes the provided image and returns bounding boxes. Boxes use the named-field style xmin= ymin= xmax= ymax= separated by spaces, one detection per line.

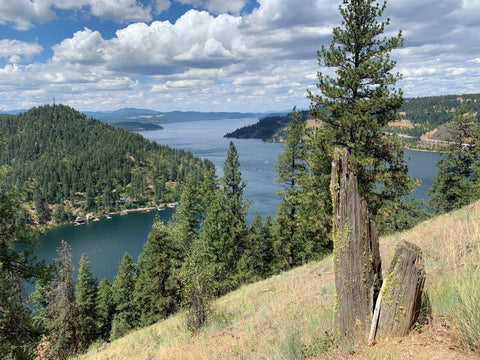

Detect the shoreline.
xmin=40 ymin=203 xmax=178 ymax=232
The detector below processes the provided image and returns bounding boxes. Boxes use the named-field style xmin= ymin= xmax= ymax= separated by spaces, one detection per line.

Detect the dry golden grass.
xmin=387 ymin=119 xmax=415 ymax=129
xmin=80 ymin=202 xmax=480 ymax=360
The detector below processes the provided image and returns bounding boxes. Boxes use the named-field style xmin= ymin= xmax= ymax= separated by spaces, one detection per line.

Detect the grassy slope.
xmin=79 ymin=202 xmax=480 ymax=360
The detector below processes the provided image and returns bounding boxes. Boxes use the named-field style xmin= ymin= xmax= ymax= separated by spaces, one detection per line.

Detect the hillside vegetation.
xmin=224 ymin=111 xmax=309 ymax=141
xmin=0 ymin=104 xmax=213 ymax=225
xmin=226 ymin=94 xmax=480 ymax=148
xmin=79 ymin=201 xmax=480 ymax=360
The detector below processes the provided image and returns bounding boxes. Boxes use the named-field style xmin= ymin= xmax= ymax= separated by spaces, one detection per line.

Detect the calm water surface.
xmin=35 ymin=118 xmax=442 ymax=281
xmin=142 ymin=118 xmax=284 ymax=219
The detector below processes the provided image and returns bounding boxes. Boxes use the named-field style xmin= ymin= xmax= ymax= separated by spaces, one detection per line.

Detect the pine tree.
xmin=197 ymin=190 xmax=240 ymax=295
xmin=40 ymin=240 xmax=80 ymax=359
xmin=273 ymin=108 xmax=308 ymax=271
xmin=96 ymin=278 xmax=115 ymax=341
xmin=429 ymin=106 xmax=479 ymax=213
xmin=238 ymin=212 xmax=274 ymax=281
xmin=307 ymin=0 xmax=415 ymax=228
xmin=178 ymin=236 xmax=215 ymax=332
xmin=110 ymin=253 xmax=137 ymax=341
xmin=169 ymin=171 xmax=214 ymax=247
xmin=134 ymin=221 xmax=184 ymax=326
xmin=297 ymin=125 xmax=333 ymax=256
xmin=196 ymin=142 xmax=249 ymax=295
xmin=222 ymin=141 xmax=249 ymax=220
xmin=0 ymin=166 xmax=52 ymax=359
xmin=75 ymin=253 xmax=98 ymax=351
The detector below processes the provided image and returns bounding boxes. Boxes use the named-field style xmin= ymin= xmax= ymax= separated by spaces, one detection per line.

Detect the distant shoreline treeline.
xmin=225 ymin=93 xmax=480 ymax=148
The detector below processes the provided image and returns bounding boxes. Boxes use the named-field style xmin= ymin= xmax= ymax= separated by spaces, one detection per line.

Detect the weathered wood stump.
xmin=370 ymin=240 xmax=426 ymax=340
xmin=331 ymin=148 xmax=382 ymax=347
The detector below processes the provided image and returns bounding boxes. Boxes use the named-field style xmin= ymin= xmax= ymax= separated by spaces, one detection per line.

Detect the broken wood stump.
xmin=331 ymin=148 xmax=382 ymax=347
xmin=369 ymin=240 xmax=426 ymax=341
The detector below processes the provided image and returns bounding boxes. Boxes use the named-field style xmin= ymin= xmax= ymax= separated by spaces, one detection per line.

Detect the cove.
xmin=35 ymin=118 xmax=442 ymax=282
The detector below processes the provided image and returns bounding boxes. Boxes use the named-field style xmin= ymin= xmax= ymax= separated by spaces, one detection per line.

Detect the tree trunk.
xmin=370 ymin=240 xmax=426 ymax=340
xmin=331 ymin=148 xmax=382 ymax=347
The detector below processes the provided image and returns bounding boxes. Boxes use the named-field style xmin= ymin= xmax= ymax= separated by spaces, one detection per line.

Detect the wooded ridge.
xmin=225 ymin=93 xmax=480 ymax=148
xmin=0 ymin=104 xmax=213 ymax=226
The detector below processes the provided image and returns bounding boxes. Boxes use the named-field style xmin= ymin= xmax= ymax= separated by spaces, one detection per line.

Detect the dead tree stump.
xmin=370 ymin=240 xmax=426 ymax=340
xmin=331 ymin=148 xmax=382 ymax=347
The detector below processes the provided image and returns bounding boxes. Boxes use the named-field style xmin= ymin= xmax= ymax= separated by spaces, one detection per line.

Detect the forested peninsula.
xmin=226 ymin=93 xmax=480 ymax=149
xmin=0 ymin=104 xmax=213 ymax=226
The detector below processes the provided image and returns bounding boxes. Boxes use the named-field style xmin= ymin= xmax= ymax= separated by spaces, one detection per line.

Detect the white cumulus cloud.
xmin=0 ymin=39 xmax=43 ymax=63
xmin=0 ymin=0 xmax=155 ymax=30
xmin=52 ymin=28 xmax=107 ymax=65
xmin=175 ymin=0 xmax=247 ymax=14
xmin=87 ymin=0 xmax=152 ymax=23
xmin=1 ymin=0 xmax=480 ymax=111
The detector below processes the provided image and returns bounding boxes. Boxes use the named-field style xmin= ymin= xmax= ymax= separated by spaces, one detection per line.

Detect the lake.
xmin=35 ymin=118 xmax=442 ymax=282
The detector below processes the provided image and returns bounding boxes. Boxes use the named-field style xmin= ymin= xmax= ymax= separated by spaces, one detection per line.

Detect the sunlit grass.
xmin=79 ymin=201 xmax=480 ymax=360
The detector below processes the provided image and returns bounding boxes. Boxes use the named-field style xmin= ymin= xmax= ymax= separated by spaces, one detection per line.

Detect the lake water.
xmin=35 ymin=118 xmax=442 ymax=282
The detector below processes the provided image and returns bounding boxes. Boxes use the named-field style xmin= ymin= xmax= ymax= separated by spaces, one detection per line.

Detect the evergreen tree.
xmin=238 ymin=212 xmax=274 ymax=281
xmin=196 ymin=142 xmax=249 ymax=295
xmin=96 ymin=278 xmax=115 ymax=341
xmin=75 ymin=253 xmax=98 ymax=351
xmin=0 ymin=166 xmax=51 ymax=359
xmin=178 ymin=236 xmax=215 ymax=332
xmin=272 ymin=108 xmax=308 ymax=271
xmin=173 ymin=169 xmax=219 ymax=331
xmin=110 ymin=253 xmax=137 ymax=341
xmin=197 ymin=190 xmax=240 ymax=295
xmin=169 ymin=171 xmax=213 ymax=247
xmin=134 ymin=221 xmax=184 ymax=326
xmin=429 ymin=106 xmax=479 ymax=213
xmin=223 ymin=141 xmax=249 ymax=220
xmin=40 ymin=240 xmax=80 ymax=359
xmin=297 ymin=125 xmax=333 ymax=256
xmin=307 ymin=0 xmax=416 ymax=228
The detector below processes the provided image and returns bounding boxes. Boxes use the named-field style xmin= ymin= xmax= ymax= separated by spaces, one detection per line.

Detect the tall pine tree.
xmin=307 ymin=0 xmax=415 ymax=229
xmin=110 ymin=253 xmax=137 ymax=341
xmin=273 ymin=108 xmax=308 ymax=271
xmin=297 ymin=124 xmax=333 ymax=257
xmin=134 ymin=221 xmax=184 ymax=326
xmin=38 ymin=240 xmax=80 ymax=359
xmin=96 ymin=278 xmax=115 ymax=341
xmin=195 ymin=141 xmax=249 ymax=295
xmin=75 ymin=253 xmax=98 ymax=351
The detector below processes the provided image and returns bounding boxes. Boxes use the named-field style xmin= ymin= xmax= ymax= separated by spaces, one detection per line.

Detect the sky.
xmin=0 ymin=0 xmax=479 ymax=113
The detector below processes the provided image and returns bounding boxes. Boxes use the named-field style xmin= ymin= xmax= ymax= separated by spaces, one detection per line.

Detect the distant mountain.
xmin=82 ymin=108 xmax=162 ymax=122
xmin=112 ymin=121 xmax=164 ymax=132
xmin=1 ymin=109 xmax=26 ymax=115
xmin=82 ymin=108 xmax=259 ymax=124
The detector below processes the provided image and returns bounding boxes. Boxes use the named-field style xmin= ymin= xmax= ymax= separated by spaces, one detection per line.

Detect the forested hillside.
xmin=226 ymin=94 xmax=480 ymax=146
xmin=0 ymin=104 xmax=213 ymax=225
xmin=224 ymin=111 xmax=309 ymax=141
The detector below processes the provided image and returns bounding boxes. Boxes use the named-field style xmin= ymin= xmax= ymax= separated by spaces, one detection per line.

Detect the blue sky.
xmin=0 ymin=0 xmax=479 ymax=112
